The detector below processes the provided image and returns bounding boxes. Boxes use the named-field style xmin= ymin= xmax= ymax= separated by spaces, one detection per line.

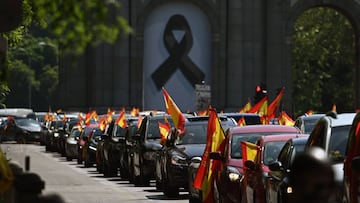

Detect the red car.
xmin=242 ymin=134 xmax=306 ymax=203
xmin=209 ymin=125 xmax=301 ymax=203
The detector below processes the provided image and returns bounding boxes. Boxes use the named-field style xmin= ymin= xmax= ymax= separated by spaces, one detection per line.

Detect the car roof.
xmin=228 ymin=125 xmax=301 ymax=134
xmin=288 ymin=135 xmax=310 ymax=145
xmin=296 ymin=113 xmax=325 ymax=121
xmin=326 ymin=113 xmax=356 ymax=127
xmin=260 ymin=133 xmax=306 ymax=142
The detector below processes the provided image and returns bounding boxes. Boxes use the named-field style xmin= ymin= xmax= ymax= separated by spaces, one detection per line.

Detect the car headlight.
xmin=54 ymin=132 xmax=59 ymax=138
xmin=227 ymin=166 xmax=243 ymax=182
xmin=171 ymin=154 xmax=188 ymax=166
xmin=286 ymin=186 xmax=293 ymax=194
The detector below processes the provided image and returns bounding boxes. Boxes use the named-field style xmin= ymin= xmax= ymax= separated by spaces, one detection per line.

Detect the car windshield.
xmin=230 ymin=132 xmax=294 ymax=159
xmin=146 ymin=118 xmax=173 ymax=139
xmin=69 ymin=129 xmax=81 ymax=138
xmin=176 ymin=124 xmax=207 ymax=145
xmin=263 ymin=141 xmax=286 ymax=165
xmin=303 ymin=118 xmax=320 ymax=134
xmin=328 ymin=125 xmax=351 ymax=162
xmin=15 ymin=118 xmax=40 ymax=127
xmin=113 ymin=125 xmax=127 ymax=137
xmin=91 ymin=129 xmax=103 ymax=141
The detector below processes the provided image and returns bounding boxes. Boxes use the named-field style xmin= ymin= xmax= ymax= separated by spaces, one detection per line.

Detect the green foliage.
xmin=30 ymin=0 xmax=132 ymax=55
xmin=292 ymin=7 xmax=355 ymax=116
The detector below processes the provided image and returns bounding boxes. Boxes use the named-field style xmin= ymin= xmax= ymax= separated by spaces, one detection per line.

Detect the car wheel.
xmin=163 ymin=175 xmax=179 ymax=198
xmin=119 ymin=165 xmax=129 ymax=180
xmin=189 ymin=196 xmax=201 ymax=203
xmin=84 ymin=153 xmax=91 ymax=168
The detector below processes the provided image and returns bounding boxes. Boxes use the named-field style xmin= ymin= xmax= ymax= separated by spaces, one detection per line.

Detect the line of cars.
xmin=11 ymin=107 xmax=360 ymax=203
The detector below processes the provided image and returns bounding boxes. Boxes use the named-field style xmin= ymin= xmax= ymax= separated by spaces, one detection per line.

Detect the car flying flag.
xmin=162 ymin=87 xmax=185 ymax=133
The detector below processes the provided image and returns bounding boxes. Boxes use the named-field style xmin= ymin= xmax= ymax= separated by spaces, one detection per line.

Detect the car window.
xmin=303 ymin=118 xmax=320 ymax=134
xmin=328 ymin=125 xmax=351 ymax=161
xmin=230 ymin=133 xmax=264 ymax=159
xmin=263 ymin=141 xmax=286 ymax=165
xmin=278 ymin=142 xmax=292 ymax=168
xmin=177 ymin=124 xmax=207 ymax=144
xmin=91 ymin=129 xmax=103 ymax=141
xmin=70 ymin=129 xmax=81 ymax=138
xmin=113 ymin=125 xmax=127 ymax=137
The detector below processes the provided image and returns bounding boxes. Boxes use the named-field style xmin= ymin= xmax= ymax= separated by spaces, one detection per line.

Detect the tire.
xmin=163 ymin=175 xmax=179 ymax=198
xmin=119 ymin=165 xmax=129 ymax=180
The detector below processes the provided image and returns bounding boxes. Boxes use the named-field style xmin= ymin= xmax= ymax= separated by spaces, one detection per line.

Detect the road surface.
xmin=1 ymin=143 xmax=189 ymax=203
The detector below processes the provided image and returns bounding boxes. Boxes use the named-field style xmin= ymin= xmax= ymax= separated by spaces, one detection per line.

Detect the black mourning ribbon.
xmin=152 ymin=14 xmax=205 ymax=90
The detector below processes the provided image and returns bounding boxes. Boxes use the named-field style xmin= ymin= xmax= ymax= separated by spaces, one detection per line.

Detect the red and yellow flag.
xmin=130 ymin=107 xmax=140 ymax=117
xmin=239 ymin=99 xmax=252 ymax=113
xmin=193 ymin=108 xmax=226 ymax=203
xmin=115 ymin=111 xmax=127 ymax=129
xmin=99 ymin=116 xmax=107 ymax=131
xmin=278 ymin=111 xmax=294 ymax=126
xmin=85 ymin=110 xmax=98 ymax=126
xmin=241 ymin=141 xmax=259 ymax=165
xmin=237 ymin=117 xmax=246 ymax=126
xmin=268 ymin=88 xmax=284 ymax=120
xmin=159 ymin=121 xmax=171 ymax=145
xmin=248 ymin=96 xmax=268 ymax=114
xmin=162 ymin=88 xmax=185 ymax=133
xmin=137 ymin=115 xmax=143 ymax=129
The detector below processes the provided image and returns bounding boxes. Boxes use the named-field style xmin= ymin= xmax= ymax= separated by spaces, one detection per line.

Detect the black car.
xmin=131 ymin=113 xmax=174 ymax=186
xmin=101 ymin=114 xmax=138 ymax=177
xmin=83 ymin=127 xmax=103 ymax=167
xmin=0 ymin=116 xmax=43 ymax=143
xmin=119 ymin=119 xmax=139 ymax=180
xmin=155 ymin=115 xmax=237 ymax=197
xmin=266 ymin=136 xmax=309 ymax=203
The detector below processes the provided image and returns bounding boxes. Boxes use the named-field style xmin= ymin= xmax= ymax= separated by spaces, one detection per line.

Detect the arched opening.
xmin=292 ymin=7 xmax=356 ymax=116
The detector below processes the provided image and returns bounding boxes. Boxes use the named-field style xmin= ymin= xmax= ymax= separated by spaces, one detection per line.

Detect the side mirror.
xmin=244 ymin=160 xmax=255 ymax=170
xmin=209 ymin=152 xmax=224 ymax=161
xmin=352 ymin=156 xmax=360 ymax=172
xmin=268 ymin=161 xmax=283 ymax=171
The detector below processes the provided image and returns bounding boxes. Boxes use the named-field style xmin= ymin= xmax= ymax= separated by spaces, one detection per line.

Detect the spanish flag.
xmin=268 ymin=88 xmax=284 ymax=120
xmin=278 ymin=111 xmax=294 ymax=126
xmin=193 ymin=108 xmax=226 ymax=203
xmin=162 ymin=87 xmax=185 ymax=133
xmin=159 ymin=120 xmax=171 ymax=145
xmin=241 ymin=141 xmax=259 ymax=165
xmin=115 ymin=110 xmax=127 ymax=129
xmin=239 ymin=99 xmax=252 ymax=113
xmin=137 ymin=115 xmax=143 ymax=129
xmin=237 ymin=117 xmax=246 ymax=126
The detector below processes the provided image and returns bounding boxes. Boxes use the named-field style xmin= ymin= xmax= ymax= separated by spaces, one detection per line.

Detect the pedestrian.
xmin=288 ymin=147 xmax=336 ymax=203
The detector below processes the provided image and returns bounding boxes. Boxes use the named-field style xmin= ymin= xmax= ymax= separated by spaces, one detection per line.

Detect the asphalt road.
xmin=1 ymin=143 xmax=189 ymax=203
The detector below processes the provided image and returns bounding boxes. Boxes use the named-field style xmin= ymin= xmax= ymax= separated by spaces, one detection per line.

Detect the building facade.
xmin=58 ymin=0 xmax=360 ymax=114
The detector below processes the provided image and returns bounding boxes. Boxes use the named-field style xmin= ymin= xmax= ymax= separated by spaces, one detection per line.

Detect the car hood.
xmin=145 ymin=140 xmax=162 ymax=151
xmin=175 ymin=144 xmax=206 ymax=158
xmin=18 ymin=125 xmax=41 ymax=133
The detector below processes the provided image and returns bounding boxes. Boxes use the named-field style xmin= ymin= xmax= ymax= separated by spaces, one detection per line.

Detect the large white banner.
xmin=143 ymin=2 xmax=212 ymax=112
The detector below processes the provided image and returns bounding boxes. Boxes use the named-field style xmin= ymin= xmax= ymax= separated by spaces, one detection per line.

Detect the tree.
xmin=292 ymin=7 xmax=355 ymax=116
xmin=0 ymin=0 xmax=131 ymax=109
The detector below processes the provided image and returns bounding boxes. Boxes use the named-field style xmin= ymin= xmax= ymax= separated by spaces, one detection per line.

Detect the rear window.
xmin=328 ymin=125 xmax=351 ymax=161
